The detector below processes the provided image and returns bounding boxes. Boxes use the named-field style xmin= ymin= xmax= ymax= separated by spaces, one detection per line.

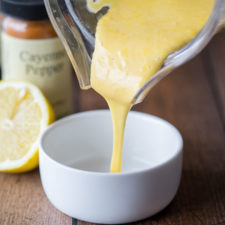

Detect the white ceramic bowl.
xmin=39 ymin=110 xmax=183 ymax=224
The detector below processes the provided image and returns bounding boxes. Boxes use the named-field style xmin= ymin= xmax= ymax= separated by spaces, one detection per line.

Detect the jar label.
xmin=1 ymin=33 xmax=73 ymax=118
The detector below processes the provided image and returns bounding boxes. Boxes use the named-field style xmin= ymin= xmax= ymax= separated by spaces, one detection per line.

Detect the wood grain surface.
xmin=0 ymin=33 xmax=225 ymax=225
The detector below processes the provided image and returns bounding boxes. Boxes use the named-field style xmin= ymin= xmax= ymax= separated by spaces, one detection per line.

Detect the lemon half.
xmin=0 ymin=81 xmax=55 ymax=173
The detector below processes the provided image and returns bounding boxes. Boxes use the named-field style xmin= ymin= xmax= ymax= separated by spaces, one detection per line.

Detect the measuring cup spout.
xmin=45 ymin=0 xmax=225 ymax=97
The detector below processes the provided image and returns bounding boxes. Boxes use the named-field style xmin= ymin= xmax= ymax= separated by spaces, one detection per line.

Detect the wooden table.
xmin=0 ymin=31 xmax=225 ymax=225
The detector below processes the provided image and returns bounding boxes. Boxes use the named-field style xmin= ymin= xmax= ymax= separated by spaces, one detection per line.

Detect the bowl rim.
xmin=39 ymin=110 xmax=183 ymax=177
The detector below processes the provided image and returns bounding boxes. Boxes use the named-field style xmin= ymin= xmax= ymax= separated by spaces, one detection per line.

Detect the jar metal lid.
xmin=0 ymin=0 xmax=49 ymax=21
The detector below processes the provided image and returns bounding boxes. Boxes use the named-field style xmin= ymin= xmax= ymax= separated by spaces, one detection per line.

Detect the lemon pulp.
xmin=0 ymin=81 xmax=54 ymax=172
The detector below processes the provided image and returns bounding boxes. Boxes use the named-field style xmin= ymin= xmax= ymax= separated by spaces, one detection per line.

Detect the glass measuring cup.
xmin=44 ymin=0 xmax=225 ymax=104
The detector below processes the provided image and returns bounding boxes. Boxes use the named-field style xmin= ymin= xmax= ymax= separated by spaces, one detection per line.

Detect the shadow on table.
xmin=129 ymin=167 xmax=225 ymax=225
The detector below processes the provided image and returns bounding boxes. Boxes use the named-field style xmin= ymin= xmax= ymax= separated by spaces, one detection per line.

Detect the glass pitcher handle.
xmin=44 ymin=0 xmax=91 ymax=89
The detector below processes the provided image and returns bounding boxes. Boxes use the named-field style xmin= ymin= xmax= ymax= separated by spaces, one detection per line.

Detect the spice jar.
xmin=1 ymin=0 xmax=73 ymax=118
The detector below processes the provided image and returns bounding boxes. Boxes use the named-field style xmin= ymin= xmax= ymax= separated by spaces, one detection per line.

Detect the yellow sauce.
xmin=88 ymin=0 xmax=213 ymax=172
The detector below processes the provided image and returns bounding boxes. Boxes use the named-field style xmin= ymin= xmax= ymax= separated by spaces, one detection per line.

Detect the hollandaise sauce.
xmin=88 ymin=0 xmax=213 ymax=172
